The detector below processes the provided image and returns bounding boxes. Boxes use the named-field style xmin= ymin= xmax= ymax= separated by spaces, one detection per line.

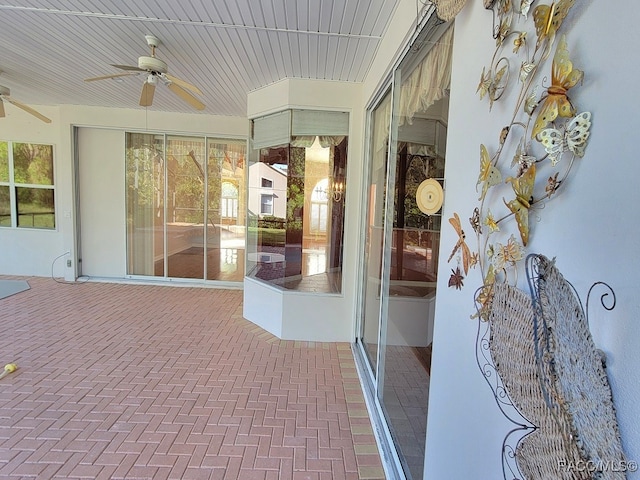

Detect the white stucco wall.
xmin=0 ymin=106 xmax=69 ymax=278
xmin=1 ymin=105 xmax=248 ymax=280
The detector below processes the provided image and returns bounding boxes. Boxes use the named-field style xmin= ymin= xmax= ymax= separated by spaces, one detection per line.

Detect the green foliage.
xmin=286 ymin=147 xmax=305 ymax=232
xmin=126 ymin=144 xmax=159 ymax=210
xmin=258 ymin=216 xmax=285 ymax=230
xmin=0 ymin=142 xmax=8 ymax=182
xmin=13 ymin=143 xmax=53 ymax=185
xmin=248 ymin=226 xmax=286 ymax=247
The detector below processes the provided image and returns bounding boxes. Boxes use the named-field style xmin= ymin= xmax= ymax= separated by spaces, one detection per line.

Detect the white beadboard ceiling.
xmin=0 ymin=0 xmax=402 ymax=117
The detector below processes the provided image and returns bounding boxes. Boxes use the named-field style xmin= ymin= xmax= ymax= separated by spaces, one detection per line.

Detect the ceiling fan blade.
xmin=112 ymin=64 xmax=146 ymax=72
xmin=85 ymin=72 xmax=139 ymax=82
xmin=167 ymin=83 xmax=205 ymax=111
xmin=5 ymin=97 xmax=51 ymax=123
xmin=139 ymin=82 xmax=155 ymax=107
xmin=164 ymin=74 xmax=203 ymax=95
xmin=0 ymin=99 xmax=5 ymax=118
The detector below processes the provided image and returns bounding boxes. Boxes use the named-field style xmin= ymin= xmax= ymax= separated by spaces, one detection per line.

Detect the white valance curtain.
xmin=399 ymin=25 xmax=454 ymax=125
xmin=374 ymin=91 xmax=393 ymax=154
xmin=290 ymin=136 xmax=346 ymax=148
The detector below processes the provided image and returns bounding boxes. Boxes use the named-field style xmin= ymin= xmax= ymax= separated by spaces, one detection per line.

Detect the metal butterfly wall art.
xmin=518 ymin=0 xmax=534 ymax=18
xmin=477 ymin=144 xmax=503 ymax=200
xmin=503 ymin=163 xmax=536 ymax=246
xmin=531 ymin=35 xmax=583 ymax=139
xmin=539 ymin=111 xmax=591 ymax=165
xmin=448 ymin=267 xmax=465 ymax=290
xmin=533 ymin=0 xmax=575 ymax=51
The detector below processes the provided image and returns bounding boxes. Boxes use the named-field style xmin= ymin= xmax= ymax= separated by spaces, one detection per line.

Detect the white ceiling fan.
xmin=85 ymin=35 xmax=205 ymax=111
xmin=0 ymin=84 xmax=52 ymax=123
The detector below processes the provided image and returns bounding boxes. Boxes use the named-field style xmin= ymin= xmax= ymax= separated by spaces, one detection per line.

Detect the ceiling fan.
xmin=85 ymin=35 xmax=205 ymax=111
xmin=0 ymin=84 xmax=52 ymax=123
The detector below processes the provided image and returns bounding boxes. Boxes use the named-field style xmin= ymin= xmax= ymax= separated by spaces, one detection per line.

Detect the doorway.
xmin=356 ymin=22 xmax=453 ymax=480
xmin=125 ymin=132 xmax=246 ymax=282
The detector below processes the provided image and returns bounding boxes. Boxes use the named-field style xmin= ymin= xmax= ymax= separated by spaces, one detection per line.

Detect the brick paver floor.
xmin=0 ymin=277 xmax=384 ymax=479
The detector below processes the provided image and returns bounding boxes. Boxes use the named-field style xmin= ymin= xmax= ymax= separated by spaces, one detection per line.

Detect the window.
xmin=355 ymin=22 xmax=453 ymax=480
xmin=310 ymin=179 xmax=329 ymax=233
xmin=0 ymin=141 xmax=55 ymax=229
xmin=260 ymin=194 xmax=273 ymax=215
xmin=221 ymin=182 xmax=239 ymax=219
xmin=247 ymin=109 xmax=349 ymax=293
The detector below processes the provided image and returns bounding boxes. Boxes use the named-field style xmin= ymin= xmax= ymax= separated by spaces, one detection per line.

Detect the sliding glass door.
xmin=356 ymin=21 xmax=453 ymax=480
xmin=359 ymin=88 xmax=393 ymax=376
xmin=165 ymin=135 xmax=206 ymax=279
xmin=125 ymin=133 xmax=246 ymax=282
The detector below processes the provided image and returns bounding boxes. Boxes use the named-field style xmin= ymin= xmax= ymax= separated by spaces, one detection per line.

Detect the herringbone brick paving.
xmin=0 ymin=277 xmax=384 ymax=479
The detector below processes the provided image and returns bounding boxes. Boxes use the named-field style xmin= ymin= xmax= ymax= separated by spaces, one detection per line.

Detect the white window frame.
xmin=0 ymin=140 xmax=56 ymax=230
xmin=260 ymin=194 xmax=274 ymax=215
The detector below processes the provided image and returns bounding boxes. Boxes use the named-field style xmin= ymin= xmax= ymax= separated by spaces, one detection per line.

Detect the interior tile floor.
xmin=0 ymin=276 xmax=384 ymax=480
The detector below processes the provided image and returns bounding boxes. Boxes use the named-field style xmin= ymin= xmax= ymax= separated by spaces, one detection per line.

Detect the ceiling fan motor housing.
xmin=138 ymin=56 xmax=167 ymax=74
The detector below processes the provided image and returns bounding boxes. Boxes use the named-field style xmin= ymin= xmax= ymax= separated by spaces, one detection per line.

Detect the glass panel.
xmin=247 ymin=144 xmax=288 ymax=286
xmin=247 ymin=111 xmax=348 ymax=293
xmin=359 ymin=89 xmax=393 ymax=376
xmin=126 ymin=133 xmax=165 ymax=276
xmin=0 ymin=141 xmax=8 ymax=182
xmin=16 ymin=187 xmax=55 ymax=228
xmin=13 ymin=143 xmax=54 ymax=185
xmin=165 ymin=135 xmax=205 ymax=279
xmin=206 ymin=139 xmax=246 ymax=281
xmin=379 ymin=25 xmax=452 ymax=480
xmin=0 ymin=186 xmax=11 ymax=226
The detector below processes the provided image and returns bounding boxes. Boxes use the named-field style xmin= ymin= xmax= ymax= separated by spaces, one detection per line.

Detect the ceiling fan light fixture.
xmin=85 ymin=35 xmax=205 ymax=111
xmin=138 ymin=56 xmax=167 ymax=73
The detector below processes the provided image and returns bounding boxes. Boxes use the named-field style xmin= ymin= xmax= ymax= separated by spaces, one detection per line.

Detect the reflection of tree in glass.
xmin=207 ymin=144 xmax=224 ymax=224
xmin=166 ymin=139 xmax=205 ymax=224
xmin=287 ymin=147 xmax=305 ymax=234
xmin=0 ymin=142 xmax=8 ymax=181
xmin=13 ymin=143 xmax=54 ymax=185
xmin=125 ymin=141 xmax=160 ymax=209
xmin=12 ymin=143 xmax=55 ymax=226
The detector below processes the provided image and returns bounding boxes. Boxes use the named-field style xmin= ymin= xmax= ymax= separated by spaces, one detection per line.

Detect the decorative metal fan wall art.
xmin=0 ymin=84 xmax=51 ymax=123
xmin=85 ymin=35 xmax=205 ymax=111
